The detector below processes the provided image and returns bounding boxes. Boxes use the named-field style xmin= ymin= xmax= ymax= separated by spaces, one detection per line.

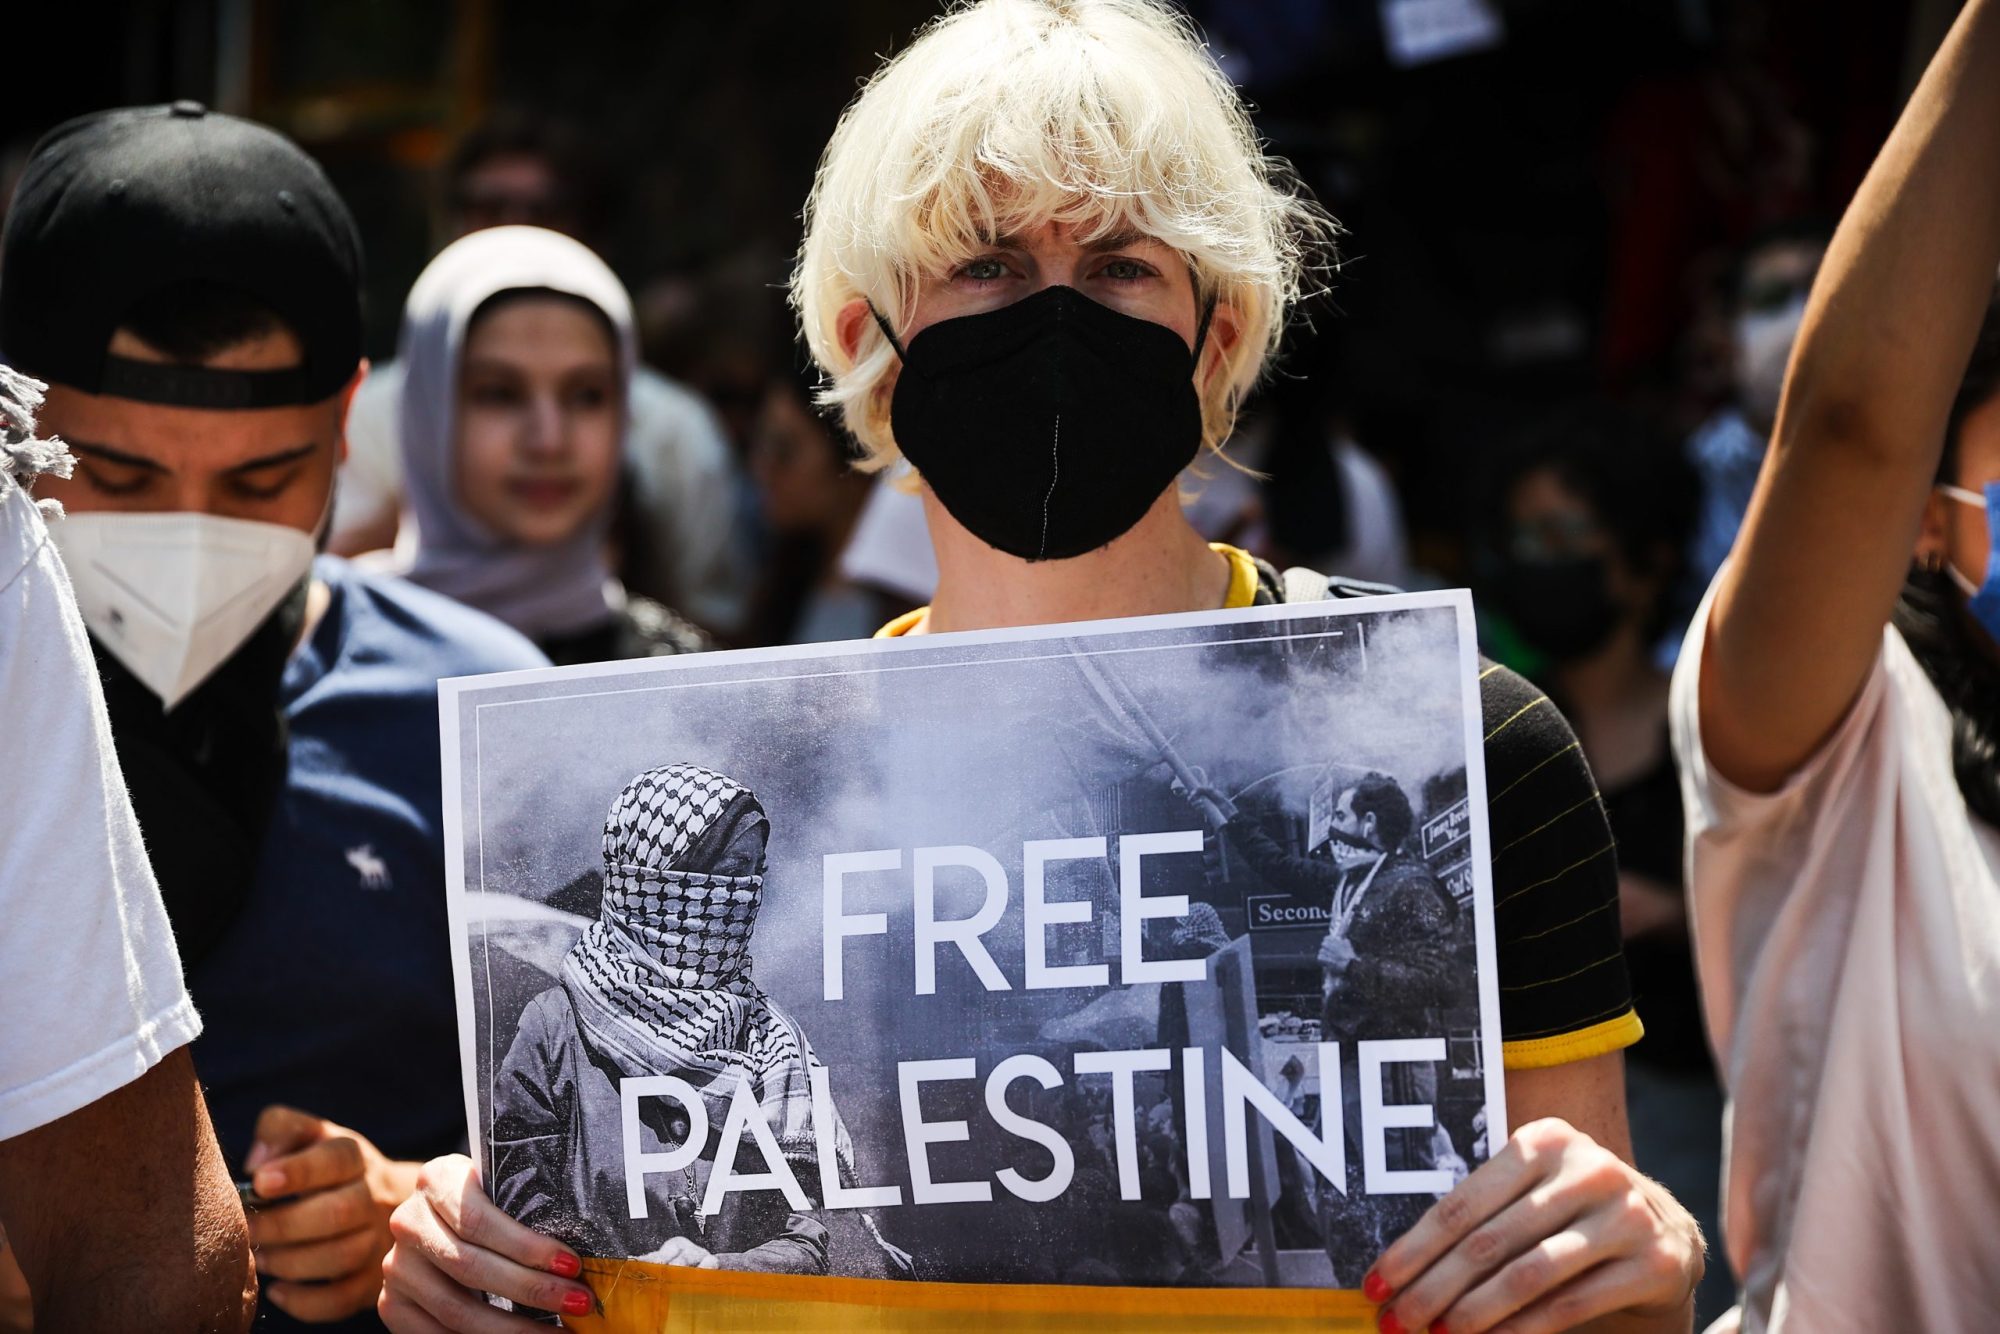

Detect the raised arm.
xmin=1701 ymin=0 xmax=2000 ymax=790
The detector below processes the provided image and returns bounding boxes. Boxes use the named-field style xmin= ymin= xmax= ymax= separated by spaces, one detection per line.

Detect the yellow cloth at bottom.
xmin=563 ymin=1259 xmax=1376 ymax=1333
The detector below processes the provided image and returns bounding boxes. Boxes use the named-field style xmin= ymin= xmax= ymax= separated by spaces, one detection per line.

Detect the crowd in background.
xmin=4 ymin=2 xmax=1996 ymax=1332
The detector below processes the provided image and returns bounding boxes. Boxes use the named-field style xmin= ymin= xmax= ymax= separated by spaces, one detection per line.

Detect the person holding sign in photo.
xmin=1193 ymin=773 xmax=1462 ymax=1278
xmin=378 ymin=2 xmax=1703 ymax=1331
xmin=1671 ymin=1 xmax=2000 ymax=1328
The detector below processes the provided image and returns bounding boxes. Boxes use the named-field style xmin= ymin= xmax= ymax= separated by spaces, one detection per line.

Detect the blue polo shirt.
xmin=185 ymin=557 xmax=544 ymax=1331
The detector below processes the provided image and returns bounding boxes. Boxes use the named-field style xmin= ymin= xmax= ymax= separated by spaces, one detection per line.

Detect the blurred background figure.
xmin=388 ymin=225 xmax=709 ymax=664
xmin=836 ymin=474 xmax=942 ymax=623
xmin=1182 ymin=318 xmax=1412 ymax=588
xmin=1475 ymin=402 xmax=1728 ymax=1326
xmin=1679 ymin=219 xmax=1830 ymax=620
xmin=743 ymin=355 xmax=897 ymax=645
xmin=331 ymin=110 xmax=754 ymax=639
xmin=437 ymin=108 xmax=609 ymax=238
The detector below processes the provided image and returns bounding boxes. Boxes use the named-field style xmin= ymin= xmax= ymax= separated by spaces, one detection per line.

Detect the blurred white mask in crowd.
xmin=1734 ymin=289 xmax=1809 ymax=428
xmin=50 ymin=511 xmax=314 ymax=708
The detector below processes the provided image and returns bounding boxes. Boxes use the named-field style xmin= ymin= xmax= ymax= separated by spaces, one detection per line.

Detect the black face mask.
xmin=1486 ymin=555 xmax=1623 ymax=662
xmin=875 ymin=284 xmax=1213 ymax=562
xmin=1320 ymin=824 xmax=1382 ymax=866
xmin=93 ymin=578 xmax=306 ymax=965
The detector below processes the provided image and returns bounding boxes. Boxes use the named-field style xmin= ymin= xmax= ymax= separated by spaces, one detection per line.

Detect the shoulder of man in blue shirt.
xmin=302 ymin=555 xmax=548 ymax=689
xmin=187 ymin=557 xmax=547 ymax=1176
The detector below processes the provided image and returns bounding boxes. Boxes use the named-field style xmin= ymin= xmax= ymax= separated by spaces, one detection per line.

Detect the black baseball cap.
xmin=0 ymin=101 xmax=362 ymax=409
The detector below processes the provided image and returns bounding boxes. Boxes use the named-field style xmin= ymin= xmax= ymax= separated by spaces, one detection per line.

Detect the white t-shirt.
xmin=0 ymin=481 xmax=200 ymax=1140
xmin=838 ymin=475 xmax=939 ymax=605
xmin=1670 ymin=588 xmax=2000 ymax=1332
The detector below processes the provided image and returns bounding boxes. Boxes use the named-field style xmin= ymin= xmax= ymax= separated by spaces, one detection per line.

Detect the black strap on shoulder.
xmin=1280 ymin=566 xmax=1403 ymax=603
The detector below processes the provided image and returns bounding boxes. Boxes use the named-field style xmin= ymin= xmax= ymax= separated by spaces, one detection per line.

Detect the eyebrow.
xmin=68 ymin=439 xmax=318 ymax=475
xmin=225 ymin=442 xmax=318 ymax=475
xmin=66 ymin=440 xmax=166 ymax=474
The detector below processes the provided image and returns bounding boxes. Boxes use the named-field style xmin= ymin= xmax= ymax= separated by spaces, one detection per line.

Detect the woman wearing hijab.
xmin=490 ymin=763 xmax=838 ymax=1273
xmin=393 ymin=226 xmax=707 ymax=665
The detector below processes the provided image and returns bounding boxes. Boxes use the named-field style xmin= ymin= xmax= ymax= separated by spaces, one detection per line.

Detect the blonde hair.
xmin=791 ymin=0 xmax=1335 ymax=471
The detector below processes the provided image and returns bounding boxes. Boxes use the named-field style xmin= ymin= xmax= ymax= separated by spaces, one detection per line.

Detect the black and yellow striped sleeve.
xmin=1477 ymin=659 xmax=1643 ymax=1070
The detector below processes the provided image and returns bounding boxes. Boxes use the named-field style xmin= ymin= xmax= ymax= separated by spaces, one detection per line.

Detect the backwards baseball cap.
xmin=0 ymin=101 xmax=362 ymax=410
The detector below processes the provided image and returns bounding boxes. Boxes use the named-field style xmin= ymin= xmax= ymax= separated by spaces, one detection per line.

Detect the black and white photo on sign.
xmin=441 ymin=591 xmax=1505 ymax=1290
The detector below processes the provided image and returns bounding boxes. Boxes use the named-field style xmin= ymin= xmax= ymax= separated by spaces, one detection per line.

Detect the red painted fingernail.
xmin=549 ymin=1251 xmax=581 ymax=1278
xmin=1432 ymin=1323 xmax=1450 ymax=1334
xmin=561 ymin=1290 xmax=593 ymax=1315
xmin=1378 ymin=1311 xmax=1405 ymax=1334
xmin=1364 ymin=1270 xmax=1392 ymax=1303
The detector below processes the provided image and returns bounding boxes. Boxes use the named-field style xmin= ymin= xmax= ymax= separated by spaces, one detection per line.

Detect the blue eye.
xmin=958 ymin=256 xmax=1009 ymax=282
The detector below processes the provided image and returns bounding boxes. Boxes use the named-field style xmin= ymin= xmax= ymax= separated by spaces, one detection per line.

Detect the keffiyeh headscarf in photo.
xmin=561 ymin=764 xmax=847 ymax=1177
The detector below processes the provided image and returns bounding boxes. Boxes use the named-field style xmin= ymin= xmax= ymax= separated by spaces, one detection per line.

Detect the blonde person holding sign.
xmin=379 ymin=3 xmax=1702 ymax=1331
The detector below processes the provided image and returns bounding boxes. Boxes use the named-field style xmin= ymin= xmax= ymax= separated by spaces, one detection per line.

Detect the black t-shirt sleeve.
xmin=1478 ymin=659 xmax=1644 ymax=1068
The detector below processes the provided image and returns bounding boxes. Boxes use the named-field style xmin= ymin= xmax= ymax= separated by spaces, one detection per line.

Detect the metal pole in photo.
xmin=1218 ymin=948 xmax=1283 ymax=1287
xmin=1069 ymin=645 xmax=1238 ymax=824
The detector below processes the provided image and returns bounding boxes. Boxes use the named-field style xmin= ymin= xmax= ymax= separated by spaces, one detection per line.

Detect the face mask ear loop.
xmin=1191 ymin=294 xmax=1219 ymax=366
xmin=868 ymin=303 xmax=908 ymax=362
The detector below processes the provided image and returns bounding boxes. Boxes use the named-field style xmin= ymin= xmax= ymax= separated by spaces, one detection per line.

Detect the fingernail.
xmin=549 ymin=1251 xmax=581 ymax=1278
xmin=1363 ymin=1270 xmax=1392 ymax=1303
xmin=1378 ymin=1311 xmax=1405 ymax=1334
xmin=562 ymin=1290 xmax=593 ymax=1316
xmin=253 ymin=1167 xmax=284 ymax=1196
xmin=245 ymin=1142 xmax=271 ymax=1172
xmin=1432 ymin=1323 xmax=1450 ymax=1334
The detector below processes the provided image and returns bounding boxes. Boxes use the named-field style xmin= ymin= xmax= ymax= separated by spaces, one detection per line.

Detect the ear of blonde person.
xmin=791 ymin=0 xmax=1336 ymax=474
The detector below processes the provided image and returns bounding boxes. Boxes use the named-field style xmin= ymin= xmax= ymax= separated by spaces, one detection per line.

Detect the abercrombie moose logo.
xmin=345 ymin=844 xmax=392 ymax=891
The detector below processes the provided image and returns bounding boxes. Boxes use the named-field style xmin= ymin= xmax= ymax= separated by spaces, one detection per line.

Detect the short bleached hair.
xmin=791 ymin=0 xmax=1335 ymax=472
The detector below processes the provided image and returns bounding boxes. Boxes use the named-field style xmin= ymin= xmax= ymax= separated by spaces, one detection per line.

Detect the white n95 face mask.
xmin=1734 ymin=290 xmax=1809 ymax=426
xmin=49 ymin=510 xmax=316 ymax=709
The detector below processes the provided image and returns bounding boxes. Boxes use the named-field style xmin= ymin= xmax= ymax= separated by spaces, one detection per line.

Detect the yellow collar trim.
xmin=873 ymin=543 xmax=1260 ymax=639
xmin=1213 ymin=541 xmax=1259 ymax=609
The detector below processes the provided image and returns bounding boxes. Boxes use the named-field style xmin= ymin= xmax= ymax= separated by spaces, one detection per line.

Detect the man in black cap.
xmin=3 ymin=102 xmax=546 ymax=1329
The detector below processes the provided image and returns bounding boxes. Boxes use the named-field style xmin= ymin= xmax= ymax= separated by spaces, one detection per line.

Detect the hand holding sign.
xmin=1365 ymin=1117 xmax=1702 ymax=1334
xmin=378 ymin=1153 xmax=595 ymax=1329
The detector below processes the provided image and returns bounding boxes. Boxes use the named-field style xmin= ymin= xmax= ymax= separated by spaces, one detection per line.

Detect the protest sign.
xmin=440 ymin=591 xmax=1504 ymax=1324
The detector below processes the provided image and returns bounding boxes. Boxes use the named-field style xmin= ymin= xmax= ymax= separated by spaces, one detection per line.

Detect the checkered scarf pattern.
xmin=562 ymin=764 xmax=836 ymax=1172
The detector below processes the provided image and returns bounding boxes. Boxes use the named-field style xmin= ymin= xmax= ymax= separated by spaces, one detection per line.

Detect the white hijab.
xmin=394 ymin=225 xmax=636 ymax=640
